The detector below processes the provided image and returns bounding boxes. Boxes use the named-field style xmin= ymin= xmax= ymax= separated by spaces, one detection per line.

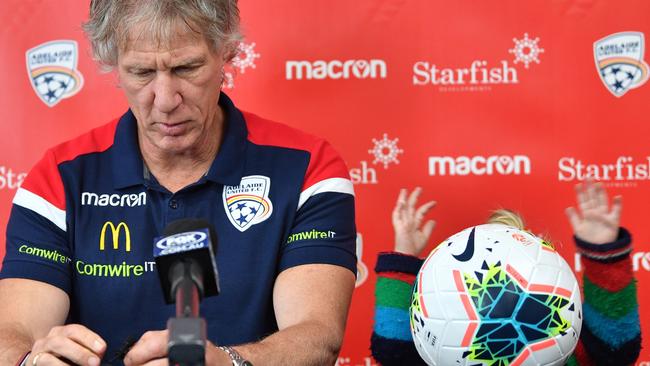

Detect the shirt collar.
xmin=111 ymin=92 xmax=247 ymax=189
xmin=205 ymin=93 xmax=248 ymax=186
xmin=111 ymin=109 xmax=143 ymax=189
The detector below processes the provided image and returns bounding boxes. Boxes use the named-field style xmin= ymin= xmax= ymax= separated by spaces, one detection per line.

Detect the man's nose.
xmin=152 ymin=73 xmax=182 ymax=113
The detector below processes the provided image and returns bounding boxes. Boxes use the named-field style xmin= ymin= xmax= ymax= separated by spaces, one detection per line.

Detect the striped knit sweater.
xmin=371 ymin=228 xmax=641 ymax=366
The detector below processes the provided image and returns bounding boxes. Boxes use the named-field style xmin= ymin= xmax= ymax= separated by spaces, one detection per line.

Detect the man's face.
xmin=117 ymin=25 xmax=225 ymax=155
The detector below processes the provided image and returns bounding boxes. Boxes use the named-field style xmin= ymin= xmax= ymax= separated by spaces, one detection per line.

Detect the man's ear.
xmin=114 ymin=70 xmax=122 ymax=89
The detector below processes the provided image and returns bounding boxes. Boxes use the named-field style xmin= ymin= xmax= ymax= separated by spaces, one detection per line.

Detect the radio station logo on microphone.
xmin=155 ymin=231 xmax=208 ymax=256
xmin=413 ymin=33 xmax=543 ymax=92
xmin=594 ymin=31 xmax=649 ymax=97
xmin=26 ymin=40 xmax=84 ymax=107
xmin=223 ymin=175 xmax=274 ymax=232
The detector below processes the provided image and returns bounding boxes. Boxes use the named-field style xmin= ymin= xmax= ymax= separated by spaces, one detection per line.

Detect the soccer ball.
xmin=410 ymin=224 xmax=582 ymax=366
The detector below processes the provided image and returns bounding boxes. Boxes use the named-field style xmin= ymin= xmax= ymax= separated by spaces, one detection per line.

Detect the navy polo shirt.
xmin=1 ymin=93 xmax=356 ymax=362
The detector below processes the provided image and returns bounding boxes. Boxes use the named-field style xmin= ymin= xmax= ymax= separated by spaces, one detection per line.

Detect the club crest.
xmin=223 ymin=175 xmax=273 ymax=232
xmin=594 ymin=32 xmax=649 ymax=97
xmin=26 ymin=40 xmax=84 ymax=107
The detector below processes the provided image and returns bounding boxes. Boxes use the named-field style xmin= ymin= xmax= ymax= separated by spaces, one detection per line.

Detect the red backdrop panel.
xmin=1 ymin=1 xmax=649 ymax=365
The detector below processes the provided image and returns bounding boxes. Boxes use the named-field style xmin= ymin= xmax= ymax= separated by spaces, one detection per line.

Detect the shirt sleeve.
xmin=569 ymin=228 xmax=641 ymax=366
xmin=0 ymin=149 xmax=72 ymax=295
xmin=278 ymin=140 xmax=357 ymax=274
xmin=370 ymin=252 xmax=427 ymax=366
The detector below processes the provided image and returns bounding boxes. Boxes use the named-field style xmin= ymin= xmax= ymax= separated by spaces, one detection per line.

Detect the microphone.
xmin=153 ymin=218 xmax=220 ymax=366
xmin=154 ymin=219 xmax=220 ymax=304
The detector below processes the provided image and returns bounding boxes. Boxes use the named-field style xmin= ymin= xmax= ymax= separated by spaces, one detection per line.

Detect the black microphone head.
xmin=154 ymin=218 xmax=220 ymax=304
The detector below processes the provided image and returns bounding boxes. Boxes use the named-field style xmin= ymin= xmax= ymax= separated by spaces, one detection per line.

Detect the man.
xmin=0 ymin=1 xmax=357 ymax=365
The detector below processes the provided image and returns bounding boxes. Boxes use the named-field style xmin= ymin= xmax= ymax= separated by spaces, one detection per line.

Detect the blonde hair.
xmin=487 ymin=209 xmax=554 ymax=248
xmin=487 ymin=209 xmax=526 ymax=230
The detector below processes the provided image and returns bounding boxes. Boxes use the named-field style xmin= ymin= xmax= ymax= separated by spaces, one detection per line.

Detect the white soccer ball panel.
xmin=437 ymin=345 xmax=470 ymax=366
xmin=528 ymin=264 xmax=561 ymax=289
xmin=441 ymin=320 xmax=475 ymax=347
xmin=556 ymin=327 xmax=580 ymax=358
xmin=536 ymin=247 xmax=562 ymax=267
xmin=526 ymin=339 xmax=568 ymax=366
xmin=437 ymin=292 xmax=472 ymax=321
xmin=506 ymin=249 xmax=536 ymax=285
xmin=412 ymin=318 xmax=446 ymax=365
xmin=430 ymin=266 xmax=460 ymax=293
xmin=420 ymin=292 xmax=447 ymax=323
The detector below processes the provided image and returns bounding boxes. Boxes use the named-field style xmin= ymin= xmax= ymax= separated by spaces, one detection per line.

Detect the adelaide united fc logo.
xmin=26 ymin=40 xmax=84 ymax=107
xmin=594 ymin=32 xmax=649 ymax=97
xmin=223 ymin=175 xmax=273 ymax=232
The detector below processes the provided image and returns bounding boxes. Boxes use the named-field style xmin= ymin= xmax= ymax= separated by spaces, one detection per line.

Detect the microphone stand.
xmin=168 ymin=260 xmax=207 ymax=366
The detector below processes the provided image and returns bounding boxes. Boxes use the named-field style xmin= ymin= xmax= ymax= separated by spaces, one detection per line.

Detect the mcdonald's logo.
xmin=100 ymin=221 xmax=131 ymax=252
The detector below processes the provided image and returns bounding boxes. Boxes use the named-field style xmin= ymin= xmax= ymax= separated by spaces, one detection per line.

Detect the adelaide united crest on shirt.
xmin=223 ymin=175 xmax=274 ymax=232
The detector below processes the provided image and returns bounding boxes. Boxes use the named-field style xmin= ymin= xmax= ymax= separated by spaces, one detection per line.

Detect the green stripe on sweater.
xmin=566 ymin=354 xmax=578 ymax=366
xmin=375 ymin=276 xmax=413 ymax=310
xmin=583 ymin=276 xmax=637 ymax=319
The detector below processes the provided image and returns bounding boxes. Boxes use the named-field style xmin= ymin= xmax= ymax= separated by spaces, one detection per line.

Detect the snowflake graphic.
xmin=232 ymin=42 xmax=260 ymax=73
xmin=368 ymin=133 xmax=403 ymax=169
xmin=509 ymin=33 xmax=544 ymax=69
xmin=223 ymin=42 xmax=261 ymax=89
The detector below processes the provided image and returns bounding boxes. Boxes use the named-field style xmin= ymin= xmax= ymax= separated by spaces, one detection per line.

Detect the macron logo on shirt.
xmin=81 ymin=191 xmax=147 ymax=207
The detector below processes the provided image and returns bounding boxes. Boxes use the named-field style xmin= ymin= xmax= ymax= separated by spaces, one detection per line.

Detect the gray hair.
xmin=83 ymin=0 xmax=242 ymax=69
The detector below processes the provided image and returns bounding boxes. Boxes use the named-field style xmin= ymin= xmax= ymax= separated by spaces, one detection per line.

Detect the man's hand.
xmin=0 ymin=279 xmax=103 ymax=366
xmin=123 ymin=330 xmax=167 ymax=366
xmin=123 ymin=330 xmax=231 ymax=366
xmin=27 ymin=324 xmax=106 ymax=366
xmin=565 ymin=181 xmax=622 ymax=244
xmin=392 ymin=187 xmax=436 ymax=256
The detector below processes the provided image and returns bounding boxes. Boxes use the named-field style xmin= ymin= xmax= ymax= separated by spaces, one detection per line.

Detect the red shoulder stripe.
xmin=244 ymin=111 xmax=350 ymax=191
xmin=21 ymin=119 xmax=119 ymax=210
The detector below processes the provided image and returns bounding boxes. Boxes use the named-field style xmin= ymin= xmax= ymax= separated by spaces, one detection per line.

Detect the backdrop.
xmin=1 ymin=1 xmax=649 ymax=365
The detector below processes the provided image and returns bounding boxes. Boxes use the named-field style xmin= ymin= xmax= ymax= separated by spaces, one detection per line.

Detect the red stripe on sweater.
xmin=21 ymin=119 xmax=119 ymax=210
xmin=380 ymin=271 xmax=417 ymax=285
xmin=572 ymin=340 xmax=592 ymax=365
xmin=583 ymin=255 xmax=634 ymax=292
xmin=244 ymin=111 xmax=350 ymax=192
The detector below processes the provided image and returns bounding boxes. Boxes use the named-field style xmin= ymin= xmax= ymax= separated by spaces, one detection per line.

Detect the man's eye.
xmin=174 ymin=65 xmax=198 ymax=74
xmin=132 ymin=69 xmax=153 ymax=77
